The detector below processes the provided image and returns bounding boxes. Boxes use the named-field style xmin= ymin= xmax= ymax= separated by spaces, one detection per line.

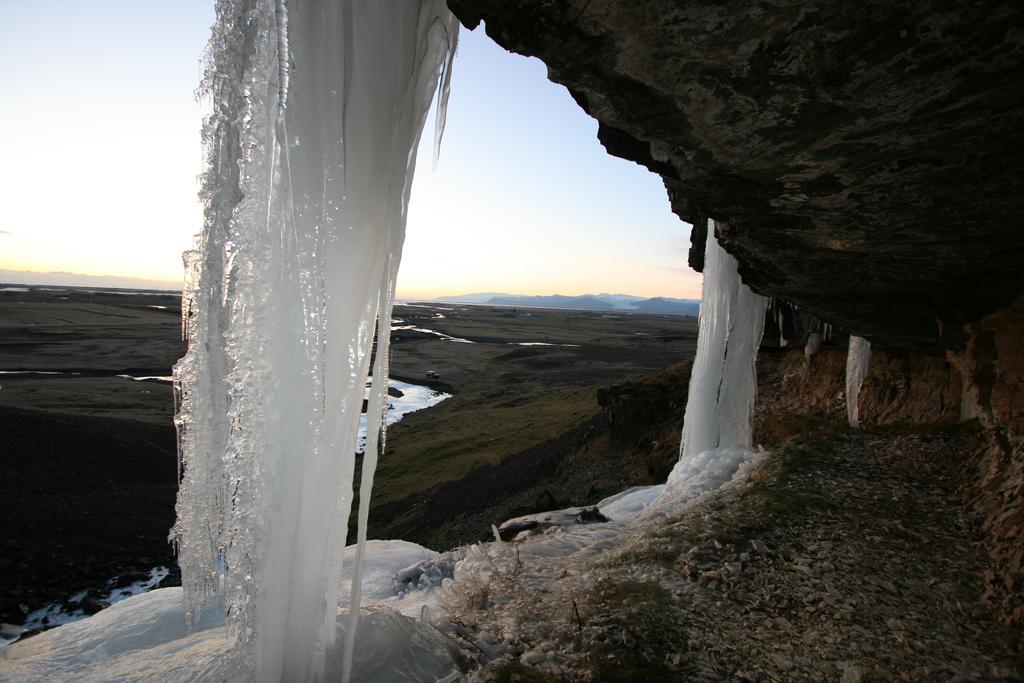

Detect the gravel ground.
xmin=449 ymin=427 xmax=1023 ymax=681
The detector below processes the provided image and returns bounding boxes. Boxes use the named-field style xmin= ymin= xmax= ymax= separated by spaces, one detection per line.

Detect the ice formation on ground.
xmin=3 ymin=568 xmax=172 ymax=645
xmin=597 ymin=485 xmax=665 ymax=521
xmin=0 ymin=573 xmax=458 ymax=683
xmin=168 ymin=0 xmax=458 ymax=679
xmin=846 ymin=335 xmax=872 ymax=427
xmin=1 ymin=541 xmax=460 ymax=680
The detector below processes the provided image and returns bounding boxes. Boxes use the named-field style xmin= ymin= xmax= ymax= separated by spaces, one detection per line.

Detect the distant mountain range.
xmin=0 ymin=269 xmax=180 ymax=292
xmin=433 ymin=292 xmax=700 ymax=316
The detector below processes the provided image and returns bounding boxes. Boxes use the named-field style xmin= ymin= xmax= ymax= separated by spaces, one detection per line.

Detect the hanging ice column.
xmin=655 ymin=221 xmax=768 ymax=505
xmin=171 ymin=1 xmax=458 ymax=681
xmin=846 ymin=336 xmax=872 ymax=427
xmin=680 ymin=222 xmax=768 ymax=457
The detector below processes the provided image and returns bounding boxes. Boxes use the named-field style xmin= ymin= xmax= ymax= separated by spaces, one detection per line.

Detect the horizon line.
xmin=1 ymin=272 xmax=698 ymax=302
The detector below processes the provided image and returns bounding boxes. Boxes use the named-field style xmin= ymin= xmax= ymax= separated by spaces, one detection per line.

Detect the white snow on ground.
xmin=0 ymin=541 xmax=454 ymax=680
xmin=0 ymin=287 xmax=29 ymax=292
xmin=598 ymin=448 xmax=766 ymax=523
xmin=100 ymin=568 xmax=172 ymax=609
xmin=0 ymin=589 xmax=233 ymax=682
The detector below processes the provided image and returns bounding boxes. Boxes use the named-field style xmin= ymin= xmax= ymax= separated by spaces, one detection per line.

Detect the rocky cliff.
xmin=448 ymin=0 xmax=1024 ymax=347
xmin=446 ymin=0 xmax=1024 ymax=626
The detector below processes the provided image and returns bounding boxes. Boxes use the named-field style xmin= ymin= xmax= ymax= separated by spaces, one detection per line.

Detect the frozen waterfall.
xmin=170 ymin=1 xmax=458 ymax=680
xmin=845 ymin=335 xmax=872 ymax=427
xmin=652 ymin=221 xmax=768 ymax=510
xmin=679 ymin=222 xmax=768 ymax=458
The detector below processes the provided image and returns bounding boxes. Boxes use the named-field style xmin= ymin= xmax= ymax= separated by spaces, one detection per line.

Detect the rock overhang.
xmin=448 ymin=0 xmax=1024 ymax=349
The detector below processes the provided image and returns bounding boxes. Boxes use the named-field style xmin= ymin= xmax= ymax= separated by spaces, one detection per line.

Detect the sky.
xmin=0 ymin=2 xmax=701 ymax=300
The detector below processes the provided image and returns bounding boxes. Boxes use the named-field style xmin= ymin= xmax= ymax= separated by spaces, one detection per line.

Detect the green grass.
xmin=371 ymin=387 xmax=597 ymax=506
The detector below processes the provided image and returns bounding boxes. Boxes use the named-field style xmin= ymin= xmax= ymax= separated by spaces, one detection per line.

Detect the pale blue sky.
xmin=0 ymin=2 xmax=700 ymax=299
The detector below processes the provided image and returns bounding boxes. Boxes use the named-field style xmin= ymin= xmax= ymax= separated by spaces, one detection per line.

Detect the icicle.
xmin=171 ymin=1 xmax=459 ymax=681
xmin=777 ymin=299 xmax=788 ymax=347
xmin=679 ymin=221 xmax=768 ymax=459
xmin=433 ymin=19 xmax=459 ymax=167
xmin=804 ymin=331 xmax=822 ymax=363
xmin=649 ymin=221 xmax=767 ymax=513
xmin=716 ymin=268 xmax=768 ymax=450
xmin=846 ymin=335 xmax=872 ymax=427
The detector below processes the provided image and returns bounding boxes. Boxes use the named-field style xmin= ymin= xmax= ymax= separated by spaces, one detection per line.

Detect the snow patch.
xmin=597 ymin=485 xmax=664 ymax=521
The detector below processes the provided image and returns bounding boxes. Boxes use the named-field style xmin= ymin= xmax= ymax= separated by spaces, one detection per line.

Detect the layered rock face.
xmin=446 ymin=0 xmax=1024 ymax=624
xmin=954 ymin=298 xmax=1024 ymax=624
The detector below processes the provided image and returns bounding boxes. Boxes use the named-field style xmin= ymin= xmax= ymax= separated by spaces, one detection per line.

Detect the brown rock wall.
xmin=954 ymin=297 xmax=1024 ymax=624
xmin=857 ymin=350 xmax=962 ymax=427
xmin=968 ymin=431 xmax=1024 ymax=624
xmin=754 ymin=320 xmax=1022 ymax=625
xmin=753 ymin=346 xmax=845 ymax=447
